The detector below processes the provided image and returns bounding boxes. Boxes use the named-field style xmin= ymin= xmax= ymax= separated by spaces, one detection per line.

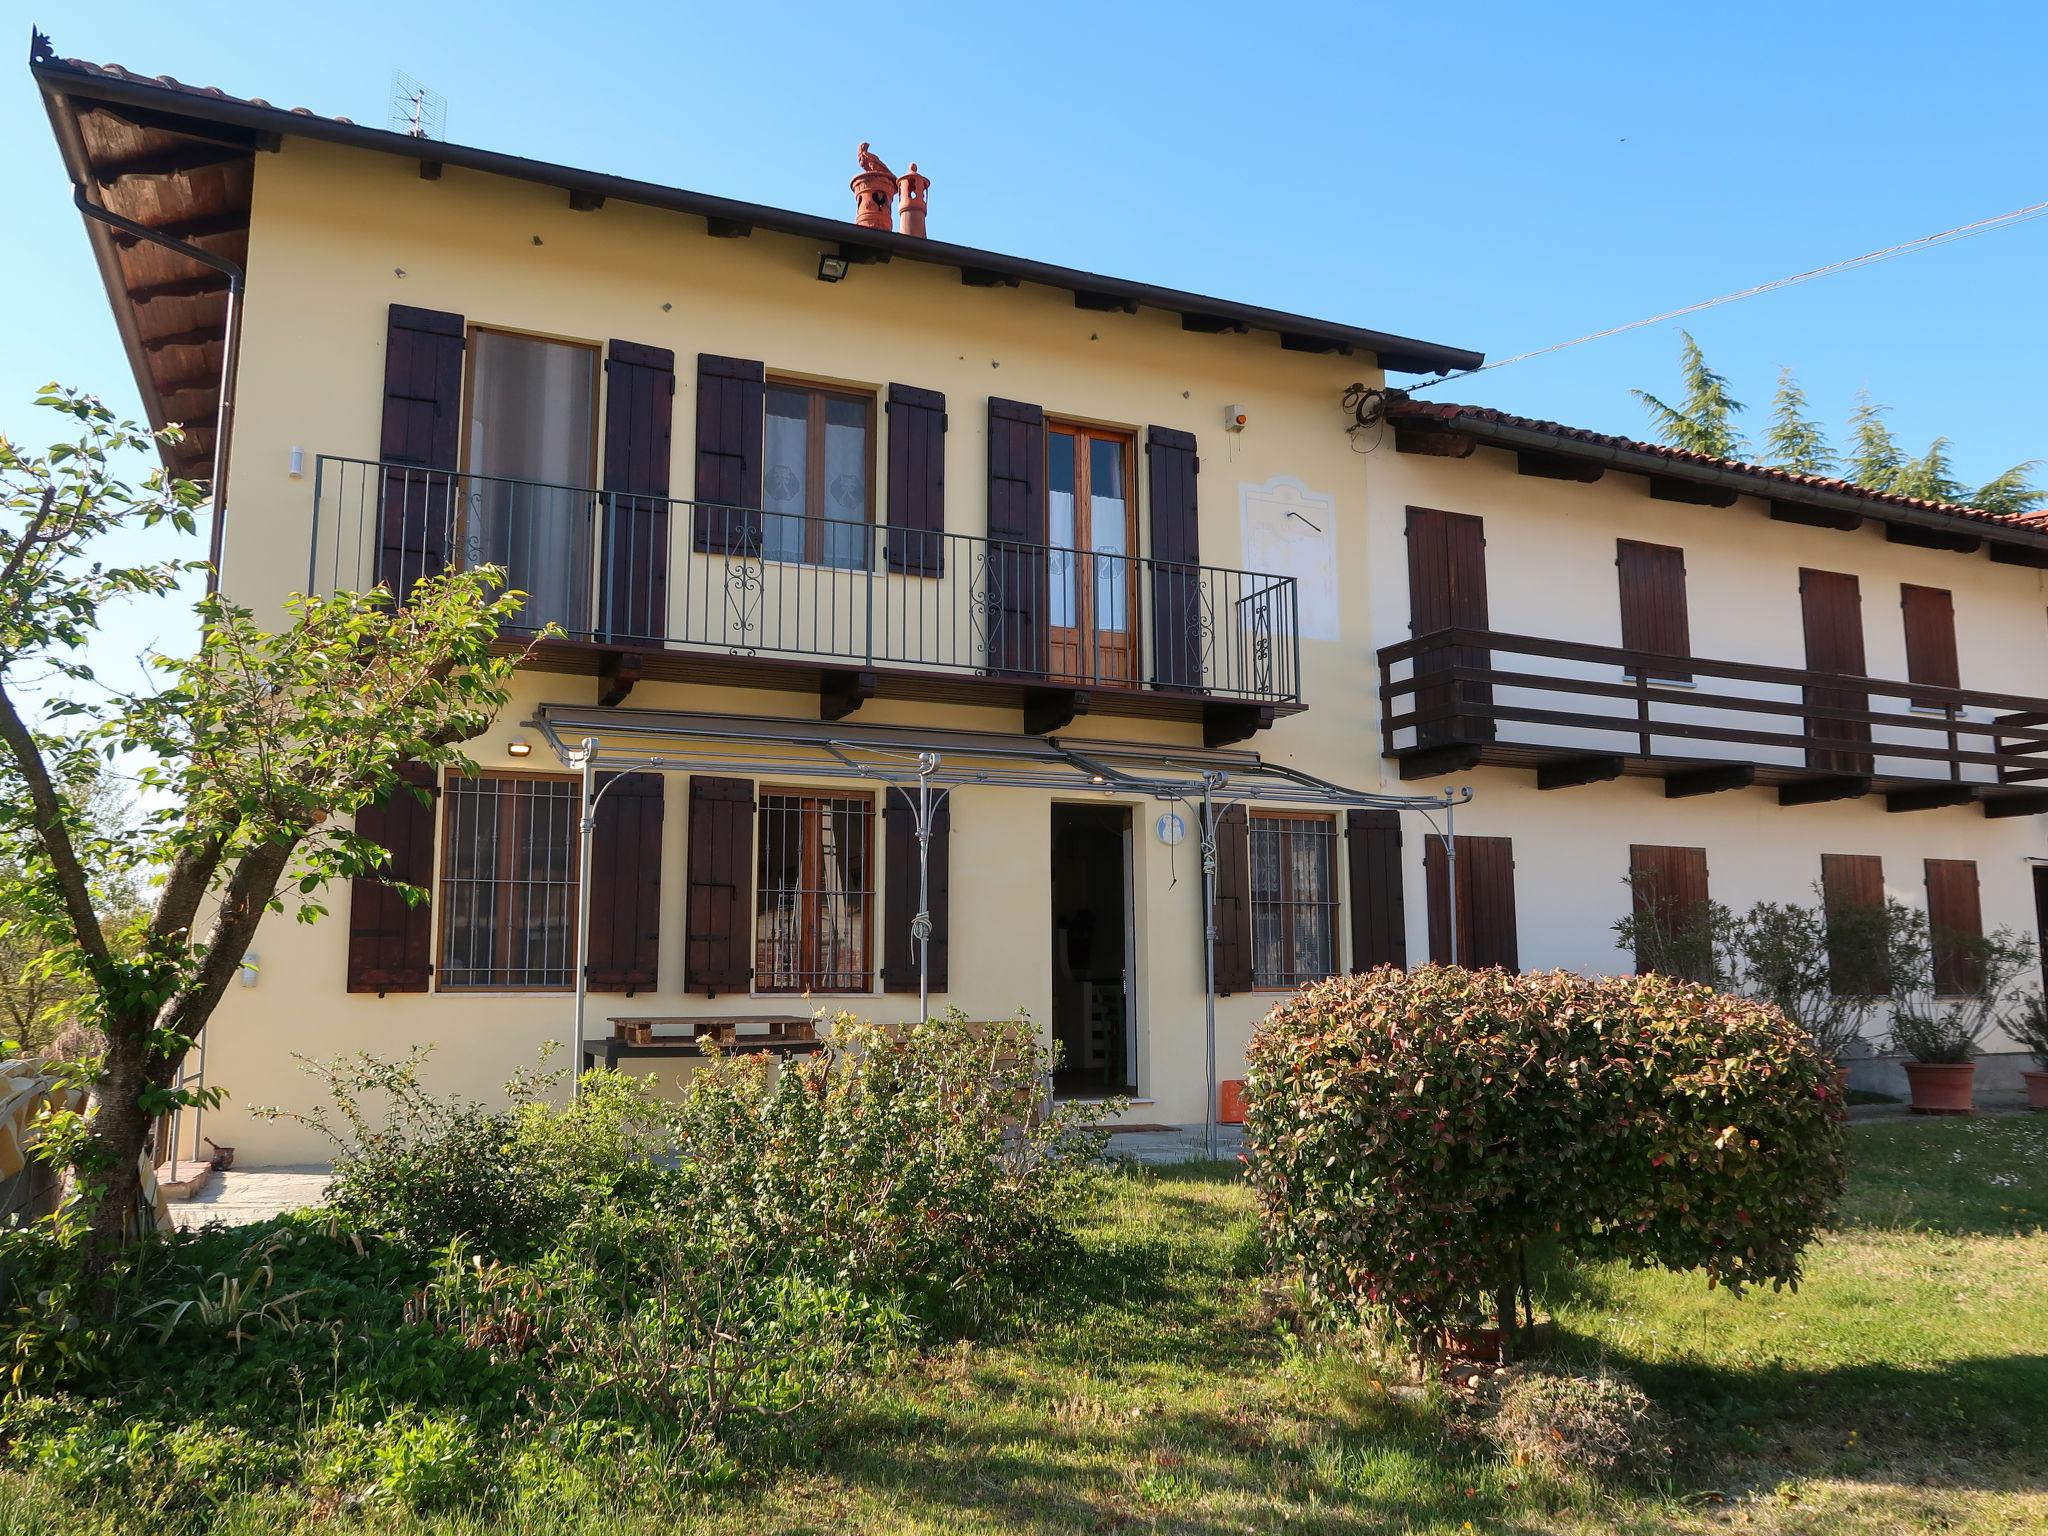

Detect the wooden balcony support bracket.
xmin=1649 ymin=476 xmax=1740 ymax=508
xmin=1663 ymin=763 xmax=1757 ymax=799
xmin=1392 ymin=421 xmax=1477 ymax=458
xmin=1536 ymin=753 xmax=1625 ymax=790
xmin=597 ymin=651 xmax=644 ymax=708
xmin=820 ymin=668 xmax=879 ymax=723
xmin=1516 ymin=449 xmax=1603 ymax=483
xmin=1885 ymin=784 xmax=1979 ymax=814
xmin=1983 ymin=790 xmax=2048 ymax=819
xmin=1202 ymin=701 xmax=1278 ymax=749
xmin=1395 ymin=742 xmax=1484 ymax=781
xmin=1026 ymin=687 xmax=1092 ymax=737
xmin=1769 ymin=499 xmax=1861 ymax=532
xmin=1777 ymin=775 xmax=1872 ymax=808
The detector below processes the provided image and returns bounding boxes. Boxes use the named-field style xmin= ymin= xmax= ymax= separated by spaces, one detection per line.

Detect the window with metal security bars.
xmin=1250 ymin=814 xmax=1338 ymax=989
xmin=755 ymin=792 xmax=874 ymax=993
xmin=438 ymin=774 xmax=581 ymax=990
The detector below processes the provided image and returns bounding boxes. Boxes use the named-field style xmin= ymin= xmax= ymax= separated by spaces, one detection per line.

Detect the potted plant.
xmin=1889 ymin=927 xmax=2036 ymax=1115
xmin=1890 ymin=1004 xmax=1986 ymax=1114
xmin=2003 ymin=989 xmax=2048 ymax=1111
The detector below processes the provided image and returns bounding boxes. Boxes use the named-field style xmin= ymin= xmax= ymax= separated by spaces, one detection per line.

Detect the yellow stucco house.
xmin=32 ymin=38 xmax=2048 ymax=1163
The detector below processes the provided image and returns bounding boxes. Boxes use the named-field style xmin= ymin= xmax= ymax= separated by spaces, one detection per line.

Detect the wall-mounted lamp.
xmin=1090 ymin=774 xmax=1108 ymax=786
xmin=817 ymin=252 xmax=850 ymax=283
xmin=288 ymin=446 xmax=305 ymax=478
xmin=507 ymin=739 xmax=533 ymax=758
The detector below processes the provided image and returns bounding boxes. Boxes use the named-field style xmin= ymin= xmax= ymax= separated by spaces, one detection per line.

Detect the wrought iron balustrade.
xmin=309 ymin=455 xmax=1302 ymax=704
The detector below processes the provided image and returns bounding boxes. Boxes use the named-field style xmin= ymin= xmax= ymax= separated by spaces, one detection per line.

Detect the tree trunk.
xmin=79 ymin=1016 xmax=169 ymax=1289
xmin=1493 ymin=1274 xmax=1520 ymax=1364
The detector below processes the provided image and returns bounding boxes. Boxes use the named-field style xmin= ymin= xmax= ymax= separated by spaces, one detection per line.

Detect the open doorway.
xmin=1050 ymin=803 xmax=1135 ymax=1098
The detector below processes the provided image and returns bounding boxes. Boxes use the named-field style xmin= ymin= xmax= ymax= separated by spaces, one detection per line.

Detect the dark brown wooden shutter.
xmin=346 ymin=762 xmax=439 ymax=995
xmin=986 ymin=397 xmax=1047 ymax=675
xmin=684 ymin=776 xmax=755 ymax=995
xmin=1820 ymin=852 xmax=1887 ymax=996
xmin=1901 ymin=584 xmax=1960 ymax=711
xmin=1799 ymin=568 xmax=1871 ymax=773
xmin=600 ymin=341 xmax=675 ymax=643
xmin=377 ymin=305 xmax=464 ymax=597
xmin=1925 ymin=858 xmax=1985 ymax=996
xmin=1405 ymin=507 xmax=1492 ymax=745
xmin=1207 ymin=803 xmax=1253 ymax=994
xmin=1145 ymin=425 xmax=1203 ymax=690
xmin=881 ymin=796 xmax=951 ymax=993
xmin=1616 ymin=539 xmax=1692 ymax=683
xmin=585 ymin=772 xmax=662 ymax=994
xmin=1345 ymin=809 xmax=1406 ymax=971
xmin=1627 ymin=844 xmax=1709 ymax=973
xmin=884 ymin=383 xmax=946 ymax=577
xmin=693 ymin=354 xmax=764 ymax=555
xmin=1424 ymin=834 xmax=1517 ymax=970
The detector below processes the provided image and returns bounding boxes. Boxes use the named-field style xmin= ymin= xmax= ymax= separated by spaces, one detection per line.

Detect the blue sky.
xmin=6 ymin=1 xmax=2045 ymax=676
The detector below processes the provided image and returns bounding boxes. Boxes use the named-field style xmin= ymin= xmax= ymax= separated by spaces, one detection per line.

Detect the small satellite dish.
xmin=390 ymin=70 xmax=447 ymax=140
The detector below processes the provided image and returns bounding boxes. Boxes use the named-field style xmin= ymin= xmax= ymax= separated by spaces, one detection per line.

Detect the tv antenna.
xmin=389 ymin=71 xmax=446 ymax=139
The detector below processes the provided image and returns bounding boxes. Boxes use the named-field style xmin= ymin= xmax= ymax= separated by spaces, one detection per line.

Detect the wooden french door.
xmin=1799 ymin=568 xmax=1872 ymax=773
xmin=1047 ymin=425 xmax=1138 ymax=685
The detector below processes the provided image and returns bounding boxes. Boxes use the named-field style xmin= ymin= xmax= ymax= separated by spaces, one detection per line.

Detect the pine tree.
xmin=1843 ymin=393 xmax=1903 ymax=493
xmin=1971 ymin=463 xmax=2046 ymax=518
xmin=1631 ymin=330 xmax=1747 ymax=460
xmin=1763 ymin=367 xmax=1834 ymax=476
xmin=1892 ymin=437 xmax=1965 ymax=503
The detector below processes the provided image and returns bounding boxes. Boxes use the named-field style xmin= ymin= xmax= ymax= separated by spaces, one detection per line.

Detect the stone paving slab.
xmin=168 ymin=1164 xmax=331 ymax=1230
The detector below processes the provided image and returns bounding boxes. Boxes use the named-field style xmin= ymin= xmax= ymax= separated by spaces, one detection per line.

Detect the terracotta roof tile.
xmin=1388 ymin=398 xmax=2032 ymax=530
xmin=56 ymin=57 xmax=355 ymax=124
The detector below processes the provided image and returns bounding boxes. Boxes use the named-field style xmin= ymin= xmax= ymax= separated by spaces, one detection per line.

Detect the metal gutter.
xmin=28 ymin=53 xmax=1484 ymax=376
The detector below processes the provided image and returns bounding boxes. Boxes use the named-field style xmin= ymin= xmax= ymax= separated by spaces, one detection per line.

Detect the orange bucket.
xmin=1218 ymin=1079 xmax=1248 ymax=1125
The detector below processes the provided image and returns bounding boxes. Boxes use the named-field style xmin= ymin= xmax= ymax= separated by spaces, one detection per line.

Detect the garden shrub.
xmin=664 ymin=1012 xmax=1113 ymax=1332
xmin=1483 ymin=1365 xmax=1672 ymax=1482
xmin=1244 ymin=966 xmax=1846 ymax=1349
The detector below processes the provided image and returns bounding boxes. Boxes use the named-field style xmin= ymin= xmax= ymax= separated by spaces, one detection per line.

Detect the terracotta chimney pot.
xmin=850 ymin=141 xmax=898 ymax=231
xmin=897 ymin=162 xmax=930 ymax=238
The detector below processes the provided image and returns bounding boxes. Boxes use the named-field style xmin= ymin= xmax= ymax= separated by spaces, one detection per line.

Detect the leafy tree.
xmin=1972 ymin=462 xmax=2048 ymax=519
xmin=1892 ymin=436 xmax=1966 ymax=503
xmin=1631 ymin=330 xmax=1747 ymax=460
xmin=1841 ymin=392 xmax=1903 ymax=493
xmin=1762 ymin=367 xmax=1834 ymax=477
xmin=0 ymin=387 xmax=534 ymax=1276
xmin=0 ymin=757 xmax=146 ymax=1052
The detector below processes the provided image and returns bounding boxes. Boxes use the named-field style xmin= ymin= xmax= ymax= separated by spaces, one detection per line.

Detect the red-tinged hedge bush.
xmin=1242 ymin=965 xmax=1847 ymax=1350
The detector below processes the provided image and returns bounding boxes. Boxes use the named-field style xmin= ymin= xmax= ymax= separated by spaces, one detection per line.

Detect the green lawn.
xmin=6 ymin=1116 xmax=2045 ymax=1534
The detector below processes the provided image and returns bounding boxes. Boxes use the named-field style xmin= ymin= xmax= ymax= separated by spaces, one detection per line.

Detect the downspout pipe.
xmin=69 ymin=184 xmax=244 ymax=582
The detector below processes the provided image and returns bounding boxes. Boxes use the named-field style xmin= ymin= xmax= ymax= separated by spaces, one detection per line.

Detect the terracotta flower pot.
xmin=1902 ymin=1061 xmax=1976 ymax=1116
xmin=2024 ymin=1070 xmax=2048 ymax=1112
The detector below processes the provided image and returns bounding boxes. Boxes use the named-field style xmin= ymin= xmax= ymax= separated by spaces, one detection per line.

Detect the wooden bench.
xmin=584 ymin=1015 xmax=823 ymax=1071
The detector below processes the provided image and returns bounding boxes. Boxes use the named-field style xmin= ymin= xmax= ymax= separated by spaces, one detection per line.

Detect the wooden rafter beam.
xmin=143 ymin=326 xmax=220 ymax=352
xmin=1983 ymin=790 xmax=2048 ymax=819
xmin=1073 ymin=290 xmax=1137 ymax=314
xmin=128 ymin=272 xmax=232 ymax=305
xmin=1392 ymin=422 xmax=1477 ymax=458
xmin=1885 ymin=522 xmax=1982 ymax=555
xmin=597 ymin=652 xmax=643 ymax=708
xmin=1649 ymin=476 xmax=1740 ymax=508
xmin=110 ymin=210 xmax=248 ymax=246
xmin=92 ymin=143 xmax=247 ymax=184
xmin=1516 ymin=449 xmax=1603 ymax=483
xmin=1395 ymin=743 xmax=1483 ymax=781
xmin=1769 ymin=499 xmax=1861 ymax=532
xmin=1884 ymin=784 xmax=1978 ymax=813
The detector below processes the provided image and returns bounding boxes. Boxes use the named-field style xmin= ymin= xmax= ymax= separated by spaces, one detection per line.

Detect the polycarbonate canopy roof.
xmin=528 ymin=705 xmax=1467 ymax=812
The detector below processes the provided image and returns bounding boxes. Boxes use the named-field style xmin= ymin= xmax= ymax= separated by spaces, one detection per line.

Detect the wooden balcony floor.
xmin=511 ymin=636 xmax=1304 ymax=745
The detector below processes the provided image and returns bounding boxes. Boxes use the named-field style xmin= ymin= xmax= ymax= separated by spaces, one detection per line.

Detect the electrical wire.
xmin=1409 ymin=196 xmax=2048 ymax=392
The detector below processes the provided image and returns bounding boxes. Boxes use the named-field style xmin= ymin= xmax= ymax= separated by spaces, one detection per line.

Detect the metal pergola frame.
xmin=529 ymin=705 xmax=1473 ymax=1154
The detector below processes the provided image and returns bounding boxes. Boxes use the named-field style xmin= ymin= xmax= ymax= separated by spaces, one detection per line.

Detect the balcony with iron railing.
xmin=310 ymin=456 xmax=1303 ymax=742
xmin=1378 ymin=627 xmax=2048 ymax=815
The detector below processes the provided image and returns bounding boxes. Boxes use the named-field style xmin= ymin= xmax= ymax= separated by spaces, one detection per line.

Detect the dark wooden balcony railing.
xmin=1379 ymin=627 xmax=2048 ymax=813
xmin=308 ymin=456 xmax=1303 ymax=733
